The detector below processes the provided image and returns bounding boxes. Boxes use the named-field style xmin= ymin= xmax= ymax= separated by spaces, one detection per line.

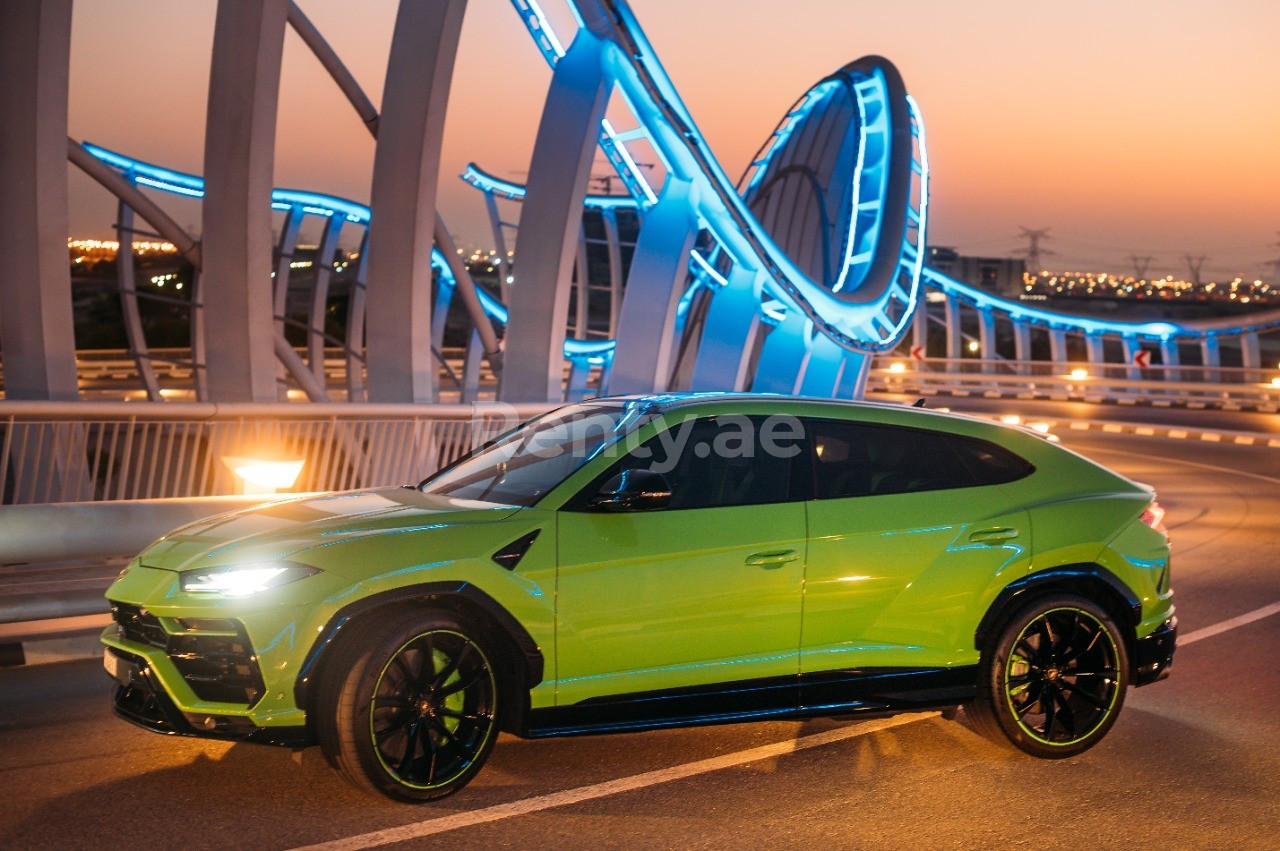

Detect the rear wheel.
xmin=315 ymin=609 xmax=500 ymax=801
xmin=967 ymin=594 xmax=1129 ymax=758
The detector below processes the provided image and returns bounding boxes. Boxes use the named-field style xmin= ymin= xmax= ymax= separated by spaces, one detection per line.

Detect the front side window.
xmin=418 ymin=403 xmax=636 ymax=506
xmin=571 ymin=414 xmax=809 ymax=510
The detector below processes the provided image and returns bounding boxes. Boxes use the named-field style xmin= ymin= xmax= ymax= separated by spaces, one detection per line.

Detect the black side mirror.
xmin=588 ymin=469 xmax=672 ymax=512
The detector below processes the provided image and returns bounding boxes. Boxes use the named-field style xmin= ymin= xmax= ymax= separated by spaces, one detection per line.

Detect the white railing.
xmin=0 ymin=401 xmax=553 ymax=506
xmin=873 ymin=356 xmax=1279 ymax=385
xmin=869 ymin=358 xmax=1280 ymax=409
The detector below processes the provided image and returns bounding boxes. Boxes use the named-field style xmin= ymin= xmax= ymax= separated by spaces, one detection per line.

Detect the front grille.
xmin=110 ymin=601 xmax=265 ymax=706
xmin=111 ymin=602 xmax=167 ymax=649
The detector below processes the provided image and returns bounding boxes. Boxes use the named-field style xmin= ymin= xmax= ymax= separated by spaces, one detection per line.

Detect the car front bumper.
xmin=103 ymin=642 xmax=312 ymax=747
xmin=1134 ymin=616 xmax=1177 ymax=686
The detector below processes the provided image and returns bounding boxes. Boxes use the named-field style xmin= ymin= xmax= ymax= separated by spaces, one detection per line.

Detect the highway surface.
xmin=1 ymin=426 xmax=1278 ymax=849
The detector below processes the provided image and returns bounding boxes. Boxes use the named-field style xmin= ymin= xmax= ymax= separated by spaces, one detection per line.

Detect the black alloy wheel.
xmin=967 ymin=593 xmax=1130 ymax=758
xmin=315 ymin=609 xmax=502 ymax=801
xmin=370 ymin=630 xmax=497 ymax=791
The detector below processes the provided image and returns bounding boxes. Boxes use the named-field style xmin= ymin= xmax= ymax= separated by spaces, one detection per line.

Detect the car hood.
xmin=137 ymin=488 xmax=521 ymax=572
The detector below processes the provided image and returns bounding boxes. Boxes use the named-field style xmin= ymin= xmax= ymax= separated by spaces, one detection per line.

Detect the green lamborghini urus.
xmin=102 ymin=395 xmax=1176 ymax=801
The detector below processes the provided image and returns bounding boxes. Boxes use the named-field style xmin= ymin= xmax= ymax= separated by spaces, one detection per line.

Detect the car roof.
xmin=592 ymin=392 xmax=970 ymax=423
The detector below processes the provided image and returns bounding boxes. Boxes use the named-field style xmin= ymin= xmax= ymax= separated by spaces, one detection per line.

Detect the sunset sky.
xmin=67 ymin=0 xmax=1280 ymax=281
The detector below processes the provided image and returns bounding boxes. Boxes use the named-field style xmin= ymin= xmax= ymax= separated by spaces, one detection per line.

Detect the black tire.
xmin=314 ymin=607 xmax=501 ymax=801
xmin=966 ymin=593 xmax=1129 ymax=758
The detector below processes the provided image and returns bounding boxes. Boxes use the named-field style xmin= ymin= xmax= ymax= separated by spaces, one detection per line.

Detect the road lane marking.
xmin=1180 ymin=602 xmax=1280 ymax=646
xmin=289 ymin=713 xmax=936 ymax=851
xmin=1083 ymin=446 xmax=1280 ymax=487
xmin=294 ymin=596 xmax=1280 ymax=851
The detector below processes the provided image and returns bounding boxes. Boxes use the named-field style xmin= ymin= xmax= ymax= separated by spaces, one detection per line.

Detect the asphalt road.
xmin=2 ymin=427 xmax=1278 ymax=850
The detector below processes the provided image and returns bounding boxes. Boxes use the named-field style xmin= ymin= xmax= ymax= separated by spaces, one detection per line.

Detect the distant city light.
xmin=1022 ymin=270 xmax=1274 ymax=304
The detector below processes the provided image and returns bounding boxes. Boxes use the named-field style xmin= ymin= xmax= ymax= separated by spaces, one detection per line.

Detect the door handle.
xmin=745 ymin=549 xmax=800 ymax=567
xmin=969 ymin=527 xmax=1019 ymax=544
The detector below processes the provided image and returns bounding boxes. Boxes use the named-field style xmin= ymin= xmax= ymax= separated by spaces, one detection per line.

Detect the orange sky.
xmin=67 ymin=0 xmax=1280 ymax=281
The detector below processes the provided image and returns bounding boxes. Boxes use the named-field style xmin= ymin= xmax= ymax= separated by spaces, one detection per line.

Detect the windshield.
xmin=418 ymin=402 xmax=638 ymax=506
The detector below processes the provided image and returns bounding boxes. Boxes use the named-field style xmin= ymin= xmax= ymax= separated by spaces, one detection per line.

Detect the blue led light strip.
xmin=84 ymin=144 xmax=615 ymax=365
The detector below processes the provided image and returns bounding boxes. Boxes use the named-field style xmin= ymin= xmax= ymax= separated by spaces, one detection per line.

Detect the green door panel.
xmin=555 ymin=502 xmax=806 ymax=705
xmin=802 ymin=488 xmax=1030 ymax=671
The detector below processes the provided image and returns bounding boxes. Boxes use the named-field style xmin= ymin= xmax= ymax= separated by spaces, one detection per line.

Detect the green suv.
xmin=102 ymin=395 xmax=1176 ymax=800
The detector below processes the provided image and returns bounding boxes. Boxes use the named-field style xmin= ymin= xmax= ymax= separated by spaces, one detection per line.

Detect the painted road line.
xmin=290 ymin=713 xmax=935 ymax=851
xmin=295 ymin=595 xmax=1280 ymax=851
xmin=1181 ymin=602 xmax=1280 ymax=645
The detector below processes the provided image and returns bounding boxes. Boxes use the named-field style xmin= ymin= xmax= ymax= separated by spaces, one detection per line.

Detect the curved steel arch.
xmin=51 ymin=1 xmax=1277 ymax=405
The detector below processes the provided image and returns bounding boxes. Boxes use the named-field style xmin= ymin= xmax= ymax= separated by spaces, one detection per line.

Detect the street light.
xmin=222 ymin=456 xmax=305 ymax=495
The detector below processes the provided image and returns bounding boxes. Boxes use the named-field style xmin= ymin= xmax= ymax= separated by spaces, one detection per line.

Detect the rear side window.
xmin=804 ymin=419 xmax=1031 ymax=499
xmin=948 ymin=435 xmax=1035 ymax=485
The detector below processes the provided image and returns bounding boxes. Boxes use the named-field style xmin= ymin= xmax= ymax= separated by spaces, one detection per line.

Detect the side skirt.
xmin=525 ymin=666 xmax=977 ymax=738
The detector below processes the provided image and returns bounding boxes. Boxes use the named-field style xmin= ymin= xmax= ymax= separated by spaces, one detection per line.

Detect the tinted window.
xmin=573 ymin=415 xmax=808 ymax=510
xmin=948 ymin=435 xmax=1035 ymax=485
xmin=807 ymin=419 xmax=981 ymax=498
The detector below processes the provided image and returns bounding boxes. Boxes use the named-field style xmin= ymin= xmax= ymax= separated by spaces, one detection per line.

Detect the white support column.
xmin=1121 ymin=336 xmax=1142 ymax=381
xmin=429 ymin=271 xmax=457 ymax=355
xmin=753 ymin=313 xmax=810 ymax=394
xmin=689 ymin=267 xmax=763 ymax=392
xmin=272 ymin=205 xmax=304 ymax=332
xmin=115 ymin=196 xmax=162 ymax=400
xmin=482 ymin=191 xmax=509 ymax=299
xmin=608 ymin=180 xmax=697 ymax=395
xmin=271 ymin=205 xmax=304 ymax=397
xmin=798 ymin=335 xmax=845 ymax=397
xmin=1200 ymin=335 xmax=1221 ymax=382
xmin=344 ymin=230 xmax=370 ymax=402
xmin=500 ymin=34 xmax=611 ymax=402
xmin=307 ymin=216 xmax=345 ymax=380
xmin=1240 ymin=332 xmax=1261 ymax=372
xmin=1084 ymin=333 xmax=1106 ymax=366
xmin=912 ymin=295 xmax=929 ymax=356
xmin=200 ymin=0 xmax=289 ymax=402
xmin=1158 ymin=338 xmax=1180 ymax=382
xmin=1012 ymin=322 xmax=1032 ymax=374
xmin=836 ymin=352 xmax=873 ymax=400
xmin=600 ymin=208 xmax=625 ymax=336
xmin=1049 ymin=328 xmax=1069 ymax=364
xmin=364 ymin=0 xmax=467 ymax=403
xmin=977 ymin=309 xmax=997 ymax=361
xmin=573 ymin=222 xmax=590 ymax=340
xmin=944 ymin=295 xmax=962 ymax=361
xmin=461 ymin=329 xmax=484 ymax=403
xmin=0 ymin=0 xmax=79 ymax=401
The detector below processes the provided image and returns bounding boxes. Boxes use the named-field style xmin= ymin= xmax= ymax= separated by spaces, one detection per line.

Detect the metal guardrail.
xmin=0 ymin=401 xmax=552 ymax=505
xmin=868 ymin=359 xmax=1280 ymax=409
xmin=873 ymin=356 xmax=1279 ymax=385
xmin=0 ymin=402 xmax=550 ymax=640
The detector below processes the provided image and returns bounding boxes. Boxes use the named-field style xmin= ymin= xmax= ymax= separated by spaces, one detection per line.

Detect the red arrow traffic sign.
xmin=1133 ymin=350 xmax=1151 ymax=369
xmin=910 ymin=344 xmax=926 ymax=361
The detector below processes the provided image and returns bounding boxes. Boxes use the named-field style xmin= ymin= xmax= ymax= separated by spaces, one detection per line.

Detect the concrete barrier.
xmin=0 ymin=493 xmax=317 ymax=567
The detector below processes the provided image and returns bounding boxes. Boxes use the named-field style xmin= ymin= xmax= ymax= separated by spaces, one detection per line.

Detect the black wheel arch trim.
xmin=975 ymin=563 xmax=1143 ymax=654
xmin=293 ymin=581 xmax=544 ymax=711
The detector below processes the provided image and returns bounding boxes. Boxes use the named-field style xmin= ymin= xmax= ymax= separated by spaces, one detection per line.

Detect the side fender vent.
xmin=492 ymin=530 xmax=541 ymax=571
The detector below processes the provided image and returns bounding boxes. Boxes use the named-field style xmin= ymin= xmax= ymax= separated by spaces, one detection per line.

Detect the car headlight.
xmin=180 ymin=563 xmax=320 ymax=597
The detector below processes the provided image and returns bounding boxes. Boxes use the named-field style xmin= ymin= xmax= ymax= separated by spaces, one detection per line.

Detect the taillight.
xmin=1141 ymin=500 xmax=1166 ymax=532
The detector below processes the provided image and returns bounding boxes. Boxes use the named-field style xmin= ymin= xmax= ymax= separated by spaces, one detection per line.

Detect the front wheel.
xmin=314 ymin=609 xmax=501 ymax=801
xmin=967 ymin=594 xmax=1129 ymax=758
